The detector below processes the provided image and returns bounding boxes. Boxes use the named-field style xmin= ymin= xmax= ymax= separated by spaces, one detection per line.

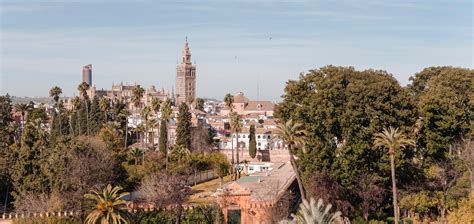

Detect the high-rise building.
xmin=175 ymin=38 xmax=196 ymax=106
xmin=82 ymin=64 xmax=92 ymax=86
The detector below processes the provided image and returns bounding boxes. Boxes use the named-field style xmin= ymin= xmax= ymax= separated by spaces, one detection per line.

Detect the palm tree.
xmin=224 ymin=93 xmax=235 ymax=164
xmin=13 ymin=103 xmax=33 ymax=130
xmin=151 ymin=97 xmax=161 ymax=115
xmin=84 ymin=184 xmax=130 ymax=224
xmin=49 ymin=86 xmax=63 ymax=135
xmin=129 ymin=147 xmax=142 ymax=165
xmin=140 ymin=106 xmax=150 ymax=148
xmin=131 ymin=85 xmax=145 ymax=114
xmin=174 ymin=144 xmax=191 ymax=163
xmin=230 ymin=112 xmax=243 ymax=178
xmin=99 ymin=97 xmax=110 ymax=122
xmin=78 ymin=82 xmax=90 ymax=135
xmin=286 ymin=197 xmax=342 ymax=224
xmin=373 ymin=127 xmax=415 ymax=224
xmin=121 ymin=110 xmax=130 ymax=149
xmin=275 ymin=119 xmax=308 ymax=200
xmin=149 ymin=118 xmax=158 ymax=146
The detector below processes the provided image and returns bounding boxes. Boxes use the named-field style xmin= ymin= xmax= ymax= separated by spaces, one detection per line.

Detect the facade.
xmin=82 ymin=64 xmax=92 ymax=86
xmin=217 ymin=162 xmax=298 ymax=224
xmin=175 ymin=38 xmax=196 ymax=106
xmin=86 ymin=83 xmax=169 ymax=112
xmin=220 ymin=92 xmax=274 ymax=117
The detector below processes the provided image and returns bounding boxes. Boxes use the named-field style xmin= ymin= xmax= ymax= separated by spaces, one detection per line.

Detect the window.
xmin=267 ymin=136 xmax=271 ymax=139
xmin=258 ymin=135 xmax=261 ymax=139
xmin=258 ymin=142 xmax=261 ymax=146
xmin=249 ymin=167 xmax=254 ymax=171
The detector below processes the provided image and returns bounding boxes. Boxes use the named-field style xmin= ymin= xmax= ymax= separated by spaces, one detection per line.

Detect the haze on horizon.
xmin=0 ymin=0 xmax=472 ymax=101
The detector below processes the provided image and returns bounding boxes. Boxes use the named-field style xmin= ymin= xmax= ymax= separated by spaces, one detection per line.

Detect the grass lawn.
xmin=187 ymin=175 xmax=233 ymax=205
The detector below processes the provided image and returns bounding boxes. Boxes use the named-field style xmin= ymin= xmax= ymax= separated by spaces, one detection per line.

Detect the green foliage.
xmin=284 ymin=197 xmax=341 ymax=224
xmin=249 ymin=124 xmax=257 ymax=159
xmin=12 ymin=217 xmax=80 ymax=224
xmin=89 ymin=96 xmax=105 ymax=135
xmin=447 ymin=194 xmax=474 ymax=223
xmin=176 ymin=103 xmax=192 ymax=149
xmin=275 ymin=66 xmax=417 ymax=210
xmin=195 ymin=98 xmax=205 ymax=111
xmin=206 ymin=152 xmax=231 ymax=180
xmin=159 ymin=118 xmax=168 ymax=154
xmin=134 ymin=205 xmax=222 ymax=224
xmin=411 ymin=67 xmax=473 ymax=160
xmin=84 ymin=184 xmax=130 ymax=224
xmin=11 ymin=122 xmax=49 ymax=200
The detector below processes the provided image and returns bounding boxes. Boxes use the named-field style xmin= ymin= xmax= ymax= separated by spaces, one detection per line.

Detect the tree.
xmin=137 ymin=171 xmax=188 ymax=221
xmin=140 ymin=106 xmax=150 ymax=148
xmin=195 ymin=98 xmax=205 ymax=111
xmin=191 ymin=124 xmax=211 ymax=153
xmin=275 ymin=66 xmax=417 ymax=217
xmin=426 ymin=159 xmax=463 ymax=220
xmin=71 ymin=96 xmax=81 ymax=136
xmin=176 ymin=103 xmax=192 ymax=149
xmin=13 ymin=103 xmax=33 ymax=130
xmin=51 ymin=136 xmax=117 ymax=210
xmin=89 ymin=96 xmax=105 ymax=134
xmin=173 ymin=144 xmax=191 ymax=164
xmin=11 ymin=121 xmax=49 ymax=194
xmin=49 ymin=86 xmax=63 ymax=135
xmin=307 ymin=171 xmax=352 ymax=217
xmin=149 ymin=118 xmax=158 ymax=146
xmin=78 ymin=82 xmax=90 ymax=135
xmin=230 ymin=112 xmax=242 ymax=177
xmin=99 ymin=97 xmax=110 ymax=122
xmin=224 ymin=93 xmax=235 ymax=164
xmin=374 ymin=127 xmax=415 ymax=224
xmin=275 ymin=119 xmax=308 ymax=200
xmin=455 ymin=136 xmax=474 ymax=193
xmin=355 ymin=173 xmax=385 ymax=221
xmin=159 ymin=99 xmax=172 ymax=154
xmin=129 ymin=148 xmax=142 ymax=165
xmin=249 ymin=125 xmax=257 ymax=159
xmin=151 ymin=97 xmax=161 ymax=115
xmin=84 ymin=184 xmax=129 ymax=224
xmin=284 ymin=198 xmax=341 ymax=224
xmin=207 ymin=152 xmax=231 ymax=186
xmin=131 ymin=85 xmax=145 ymax=113
xmin=410 ymin=67 xmax=472 ymax=160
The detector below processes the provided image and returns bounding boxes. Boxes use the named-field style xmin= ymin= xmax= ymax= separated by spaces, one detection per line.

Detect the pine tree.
xmin=249 ymin=125 xmax=257 ymax=159
xmin=176 ymin=103 xmax=192 ymax=149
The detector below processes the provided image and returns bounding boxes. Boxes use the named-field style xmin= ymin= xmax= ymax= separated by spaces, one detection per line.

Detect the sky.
xmin=0 ymin=0 xmax=472 ymax=101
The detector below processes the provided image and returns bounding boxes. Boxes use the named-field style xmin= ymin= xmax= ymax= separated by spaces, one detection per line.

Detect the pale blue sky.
xmin=1 ymin=0 xmax=472 ymax=101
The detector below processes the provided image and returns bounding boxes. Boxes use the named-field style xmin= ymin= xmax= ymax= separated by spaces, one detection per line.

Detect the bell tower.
xmin=175 ymin=37 xmax=196 ymax=106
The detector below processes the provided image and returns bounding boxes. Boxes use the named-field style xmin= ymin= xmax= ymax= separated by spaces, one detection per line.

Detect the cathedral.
xmin=71 ymin=38 xmax=196 ymax=111
xmin=175 ymin=37 xmax=196 ymax=106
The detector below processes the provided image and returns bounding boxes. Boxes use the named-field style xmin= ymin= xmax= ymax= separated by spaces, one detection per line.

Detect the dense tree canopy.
xmin=275 ymin=65 xmax=473 ymax=221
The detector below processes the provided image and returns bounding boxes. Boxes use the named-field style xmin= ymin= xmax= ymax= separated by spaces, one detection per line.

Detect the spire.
xmin=182 ymin=37 xmax=191 ymax=64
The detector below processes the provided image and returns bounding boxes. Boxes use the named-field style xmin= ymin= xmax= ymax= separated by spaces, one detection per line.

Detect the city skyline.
xmin=1 ymin=0 xmax=472 ymax=101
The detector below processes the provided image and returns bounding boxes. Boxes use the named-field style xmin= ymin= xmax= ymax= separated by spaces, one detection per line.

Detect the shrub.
xmin=12 ymin=217 xmax=80 ymax=224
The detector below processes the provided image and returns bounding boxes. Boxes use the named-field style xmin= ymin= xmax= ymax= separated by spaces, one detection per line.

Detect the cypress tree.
xmin=176 ymin=103 xmax=192 ymax=149
xmin=78 ymin=100 xmax=89 ymax=135
xmin=249 ymin=125 xmax=257 ymax=159
xmin=89 ymin=96 xmax=104 ymax=134
xmin=159 ymin=118 xmax=168 ymax=154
